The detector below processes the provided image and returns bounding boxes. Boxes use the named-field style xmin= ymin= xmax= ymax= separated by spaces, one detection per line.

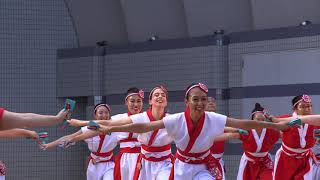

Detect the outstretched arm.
xmin=214 ymin=132 xmax=240 ymax=142
xmin=68 ymin=117 xmax=133 ymax=127
xmin=0 ymin=128 xmax=38 ymax=139
xmin=99 ymin=120 xmax=165 ymax=135
xmin=226 ymin=117 xmax=288 ymax=131
xmin=69 ymin=130 xmax=99 ymax=142
xmin=272 ymin=115 xmax=320 ymax=126
xmin=41 ymin=130 xmax=82 ymax=150
xmin=224 ymin=127 xmax=240 ymax=133
xmin=0 ymin=109 xmax=68 ymax=130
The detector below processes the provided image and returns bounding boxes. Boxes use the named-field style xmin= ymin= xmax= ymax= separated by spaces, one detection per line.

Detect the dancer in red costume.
xmin=273 ymin=95 xmax=318 ymax=180
xmin=237 ymin=103 xmax=280 ymax=180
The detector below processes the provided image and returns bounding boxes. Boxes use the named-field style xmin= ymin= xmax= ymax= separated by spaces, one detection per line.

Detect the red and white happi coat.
xmin=237 ymin=128 xmax=280 ymax=180
xmin=273 ymin=114 xmax=319 ymax=180
xmin=163 ymin=109 xmax=227 ymax=180
xmin=130 ymin=109 xmax=174 ymax=180
xmin=111 ymin=113 xmax=141 ymax=180
xmin=82 ymin=126 xmax=118 ymax=180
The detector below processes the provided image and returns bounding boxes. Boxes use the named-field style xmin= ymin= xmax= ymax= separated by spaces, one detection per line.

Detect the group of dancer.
xmin=39 ymin=83 xmax=320 ymax=180
xmin=2 ymin=83 xmax=320 ymax=180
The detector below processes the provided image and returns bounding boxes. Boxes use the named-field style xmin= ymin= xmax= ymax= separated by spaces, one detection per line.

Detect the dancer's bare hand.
xmin=98 ymin=125 xmax=111 ymax=135
xmin=39 ymin=143 xmax=49 ymax=151
xmin=56 ymin=109 xmax=70 ymax=123
xmin=28 ymin=131 xmax=39 ymax=140
xmin=67 ymin=119 xmax=85 ymax=127
xmin=60 ymin=138 xmax=75 ymax=149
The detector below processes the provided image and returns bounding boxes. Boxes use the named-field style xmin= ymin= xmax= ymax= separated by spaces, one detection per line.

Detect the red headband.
xmin=125 ymin=89 xmax=145 ymax=101
xmin=94 ymin=104 xmax=111 ymax=113
xmin=185 ymin=83 xmax=208 ymax=98
xmin=293 ymin=94 xmax=312 ymax=107
xmin=149 ymin=86 xmax=168 ymax=100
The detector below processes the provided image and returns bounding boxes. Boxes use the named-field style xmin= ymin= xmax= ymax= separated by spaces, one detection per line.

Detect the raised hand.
xmin=28 ymin=131 xmax=39 ymax=140
xmin=264 ymin=113 xmax=275 ymax=122
xmin=39 ymin=143 xmax=49 ymax=151
xmin=67 ymin=119 xmax=85 ymax=127
xmin=98 ymin=125 xmax=111 ymax=135
xmin=56 ymin=109 xmax=70 ymax=123
xmin=58 ymin=139 xmax=75 ymax=149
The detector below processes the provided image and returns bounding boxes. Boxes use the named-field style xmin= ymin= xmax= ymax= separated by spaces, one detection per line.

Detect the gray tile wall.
xmin=105 ymin=46 xmax=228 ymax=93
xmin=57 ymin=55 xmax=105 ymax=97
xmin=57 ymin=45 xmax=229 ymax=114
xmin=0 ymin=0 xmax=84 ymax=179
xmin=228 ymin=35 xmax=320 ymax=118
xmin=104 ymin=46 xmax=229 ymax=114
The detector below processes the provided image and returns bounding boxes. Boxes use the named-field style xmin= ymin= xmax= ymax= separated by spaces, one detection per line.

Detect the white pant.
xmin=138 ymin=159 xmax=172 ymax=180
xmin=173 ymin=159 xmax=215 ymax=180
xmin=120 ymin=153 xmax=140 ymax=180
xmin=87 ymin=160 xmax=114 ymax=180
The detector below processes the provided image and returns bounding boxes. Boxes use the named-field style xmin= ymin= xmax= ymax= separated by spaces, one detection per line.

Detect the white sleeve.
xmin=208 ymin=112 xmax=227 ymax=136
xmin=163 ymin=113 xmax=181 ymax=139
xmin=81 ymin=126 xmax=89 ymax=134
xmin=111 ymin=113 xmax=127 ymax=121
xmin=111 ymin=115 xmax=119 ymax=121
xmin=130 ymin=112 xmax=148 ymax=124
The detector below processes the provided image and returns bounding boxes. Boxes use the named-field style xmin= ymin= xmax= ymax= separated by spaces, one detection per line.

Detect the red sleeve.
xmin=210 ymin=140 xmax=225 ymax=153
xmin=239 ymin=133 xmax=249 ymax=141
xmin=0 ymin=108 xmax=5 ymax=121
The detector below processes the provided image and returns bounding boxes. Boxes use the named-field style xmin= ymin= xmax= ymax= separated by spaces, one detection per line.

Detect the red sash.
xmin=88 ymin=135 xmax=114 ymax=164
xmin=133 ymin=145 xmax=174 ymax=180
xmin=244 ymin=152 xmax=273 ymax=170
xmin=281 ymin=144 xmax=318 ymax=164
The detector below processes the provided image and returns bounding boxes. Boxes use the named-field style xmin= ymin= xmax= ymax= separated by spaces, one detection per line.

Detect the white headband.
xmin=94 ymin=104 xmax=111 ymax=113
xmin=125 ymin=89 xmax=144 ymax=101
xmin=149 ymin=86 xmax=168 ymax=100
xmin=185 ymin=83 xmax=208 ymax=98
